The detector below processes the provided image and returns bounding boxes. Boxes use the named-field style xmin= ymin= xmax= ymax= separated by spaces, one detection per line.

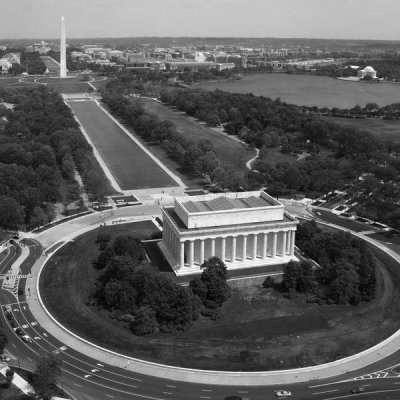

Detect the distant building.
xmin=160 ymin=191 xmax=298 ymax=276
xmin=0 ymin=59 xmax=12 ymax=73
xmin=165 ymin=61 xmax=217 ymax=72
xmin=357 ymin=66 xmax=378 ymax=79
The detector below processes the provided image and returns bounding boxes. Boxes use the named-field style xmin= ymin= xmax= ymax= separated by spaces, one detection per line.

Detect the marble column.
xmin=189 ymin=240 xmax=194 ymax=267
xmin=180 ymin=241 xmax=185 ymax=268
xmin=242 ymin=235 xmax=247 ymax=261
xmin=231 ymin=236 xmax=236 ymax=262
xmin=286 ymin=230 xmax=291 ymax=254
xmin=271 ymin=232 xmax=277 ymax=258
xmin=211 ymin=238 xmax=215 ymax=256
xmin=290 ymin=230 xmax=295 ymax=256
xmin=262 ymin=232 xmax=268 ymax=259
xmin=252 ymin=233 xmax=258 ymax=260
xmin=199 ymin=239 xmax=205 ymax=266
xmin=221 ymin=237 xmax=226 ymax=262
xmin=281 ymin=231 xmax=287 ymax=257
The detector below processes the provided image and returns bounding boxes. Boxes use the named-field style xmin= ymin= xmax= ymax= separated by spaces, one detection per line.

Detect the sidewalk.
xmin=0 ymin=364 xmax=33 ymax=395
xmin=2 ymin=245 xmax=30 ymax=291
xmin=24 ymin=214 xmax=400 ymax=386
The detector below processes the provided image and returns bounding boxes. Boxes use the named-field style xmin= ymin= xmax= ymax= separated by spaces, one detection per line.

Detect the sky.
xmin=1 ymin=0 xmax=400 ymax=40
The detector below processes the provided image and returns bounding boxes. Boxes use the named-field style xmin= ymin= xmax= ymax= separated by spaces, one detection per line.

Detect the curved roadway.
xmin=2 ymin=204 xmax=400 ymax=400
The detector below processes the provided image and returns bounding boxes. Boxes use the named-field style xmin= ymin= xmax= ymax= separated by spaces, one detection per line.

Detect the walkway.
xmin=20 ymin=206 xmax=400 ymax=386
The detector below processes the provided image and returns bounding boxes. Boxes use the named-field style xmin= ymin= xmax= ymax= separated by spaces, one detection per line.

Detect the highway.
xmin=1 ymin=205 xmax=400 ymax=400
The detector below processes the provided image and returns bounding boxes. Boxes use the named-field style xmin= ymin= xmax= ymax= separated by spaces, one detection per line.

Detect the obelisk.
xmin=60 ymin=16 xmax=67 ymax=78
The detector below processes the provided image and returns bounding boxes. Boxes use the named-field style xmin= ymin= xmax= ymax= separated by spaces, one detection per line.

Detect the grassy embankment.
xmin=39 ymin=221 xmax=400 ymax=371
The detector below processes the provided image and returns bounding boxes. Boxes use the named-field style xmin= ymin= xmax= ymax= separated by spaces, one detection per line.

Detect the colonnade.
xmin=163 ymin=227 xmax=296 ymax=269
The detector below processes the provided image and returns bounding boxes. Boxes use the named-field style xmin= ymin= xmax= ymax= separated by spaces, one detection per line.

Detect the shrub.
xmin=130 ymin=307 xmax=158 ymax=335
xmin=96 ymin=232 xmax=111 ymax=243
xmin=262 ymin=276 xmax=275 ymax=288
xmin=99 ymin=242 xmax=107 ymax=251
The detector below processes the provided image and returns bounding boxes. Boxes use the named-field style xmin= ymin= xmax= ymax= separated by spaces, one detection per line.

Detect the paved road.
xmin=2 ymin=206 xmax=400 ymax=399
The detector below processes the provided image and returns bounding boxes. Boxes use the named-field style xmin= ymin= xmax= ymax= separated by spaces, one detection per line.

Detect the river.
xmin=199 ymin=73 xmax=400 ymax=108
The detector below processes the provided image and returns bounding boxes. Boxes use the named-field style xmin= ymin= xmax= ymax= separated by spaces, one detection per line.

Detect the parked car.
xmin=351 ymin=387 xmax=366 ymax=394
xmin=21 ymin=335 xmax=32 ymax=343
xmin=6 ymin=312 xmax=13 ymax=320
xmin=275 ymin=390 xmax=292 ymax=398
xmin=10 ymin=320 xmax=17 ymax=329
xmin=0 ymin=354 xmax=10 ymax=362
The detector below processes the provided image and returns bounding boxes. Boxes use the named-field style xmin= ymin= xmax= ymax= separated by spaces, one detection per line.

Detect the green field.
xmin=323 ymin=116 xmax=400 ymax=143
xmin=38 ymin=222 xmax=400 ymax=371
xmin=68 ymin=100 xmax=178 ymax=190
xmin=141 ymin=98 xmax=254 ymax=169
xmin=36 ymin=77 xmax=90 ymax=93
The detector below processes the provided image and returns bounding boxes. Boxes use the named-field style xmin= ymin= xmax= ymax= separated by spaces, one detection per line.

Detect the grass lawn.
xmin=68 ymin=100 xmax=178 ymax=190
xmin=315 ymin=209 xmax=373 ymax=232
xmin=258 ymin=147 xmax=297 ymax=166
xmin=323 ymin=116 xmax=400 ymax=143
xmin=36 ymin=77 xmax=90 ymax=93
xmin=141 ymin=98 xmax=254 ymax=170
xmin=0 ymin=77 xmax=22 ymax=86
xmin=39 ymin=222 xmax=400 ymax=371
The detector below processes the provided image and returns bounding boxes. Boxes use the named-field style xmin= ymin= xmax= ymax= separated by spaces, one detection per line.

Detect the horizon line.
xmin=1 ymin=35 xmax=400 ymax=43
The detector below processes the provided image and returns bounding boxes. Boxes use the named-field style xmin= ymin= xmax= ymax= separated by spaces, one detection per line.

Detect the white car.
xmin=275 ymin=390 xmax=292 ymax=398
xmin=21 ymin=335 xmax=32 ymax=343
xmin=0 ymin=355 xmax=10 ymax=362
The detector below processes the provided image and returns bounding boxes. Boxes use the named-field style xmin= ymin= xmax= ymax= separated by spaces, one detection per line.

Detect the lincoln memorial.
xmin=159 ymin=190 xmax=298 ymax=276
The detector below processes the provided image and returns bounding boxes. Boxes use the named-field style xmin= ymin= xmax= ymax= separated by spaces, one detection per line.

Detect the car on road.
xmin=351 ymin=386 xmax=366 ymax=394
xmin=274 ymin=390 xmax=292 ymax=397
xmin=0 ymin=354 xmax=11 ymax=362
xmin=21 ymin=335 xmax=32 ymax=343
xmin=14 ymin=327 xmax=23 ymax=335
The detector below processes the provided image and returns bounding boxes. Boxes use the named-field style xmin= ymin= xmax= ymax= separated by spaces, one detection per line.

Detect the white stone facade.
xmin=159 ymin=191 xmax=298 ymax=276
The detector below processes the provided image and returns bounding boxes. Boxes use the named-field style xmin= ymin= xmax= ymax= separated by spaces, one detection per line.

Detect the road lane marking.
xmin=11 ymin=344 xmax=16 ymax=348
xmin=312 ymin=389 xmax=339 ymax=395
xmin=162 ymin=392 xmax=173 ymax=395
xmin=201 ymin=389 xmax=212 ymax=392
xmin=166 ymin=385 xmax=176 ymax=388
xmin=105 ymin=395 xmax=114 ymax=398
xmin=200 ymin=397 xmax=211 ymax=399
xmin=320 ymin=388 xmax=400 ymax=400
xmin=238 ymin=391 xmax=248 ymax=393
xmin=27 ymin=357 xmax=33 ymax=362
xmin=73 ymin=383 xmax=82 ymax=387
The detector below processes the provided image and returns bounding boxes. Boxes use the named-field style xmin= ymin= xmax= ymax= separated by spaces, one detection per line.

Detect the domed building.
xmin=357 ymin=66 xmax=378 ymax=80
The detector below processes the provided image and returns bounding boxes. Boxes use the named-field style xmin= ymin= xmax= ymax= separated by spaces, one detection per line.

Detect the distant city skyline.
xmin=1 ymin=0 xmax=400 ymax=41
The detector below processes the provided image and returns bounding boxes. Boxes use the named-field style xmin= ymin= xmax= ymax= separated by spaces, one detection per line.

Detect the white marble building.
xmin=159 ymin=191 xmax=298 ymax=276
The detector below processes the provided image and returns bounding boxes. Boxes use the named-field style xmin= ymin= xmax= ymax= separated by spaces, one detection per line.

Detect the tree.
xmin=329 ymin=262 xmax=360 ymax=305
xmin=199 ymin=257 xmax=231 ymax=308
xmin=0 ymin=329 xmax=7 ymax=354
xmin=0 ymin=196 xmax=24 ymax=230
xmin=29 ymin=206 xmax=48 ymax=228
xmin=30 ymin=354 xmax=61 ymax=400
xmin=130 ymin=306 xmax=158 ymax=335
xmin=283 ymin=260 xmax=315 ymax=293
xmin=94 ymin=246 xmax=116 ymax=270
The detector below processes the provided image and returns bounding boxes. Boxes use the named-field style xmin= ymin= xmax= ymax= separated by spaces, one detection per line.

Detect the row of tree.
xmin=93 ymin=232 xmax=230 ymax=335
xmin=0 ymin=86 xmax=113 ymax=230
xmin=8 ymin=51 xmax=47 ymax=76
xmin=282 ymin=221 xmax=376 ymax=305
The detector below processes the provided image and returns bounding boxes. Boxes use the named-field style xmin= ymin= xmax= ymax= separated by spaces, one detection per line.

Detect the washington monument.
xmin=60 ymin=16 xmax=67 ymax=78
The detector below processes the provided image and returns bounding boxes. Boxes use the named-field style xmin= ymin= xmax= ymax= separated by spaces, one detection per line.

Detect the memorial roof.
xmin=183 ymin=195 xmax=273 ymax=213
xmin=164 ymin=207 xmax=294 ymax=232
